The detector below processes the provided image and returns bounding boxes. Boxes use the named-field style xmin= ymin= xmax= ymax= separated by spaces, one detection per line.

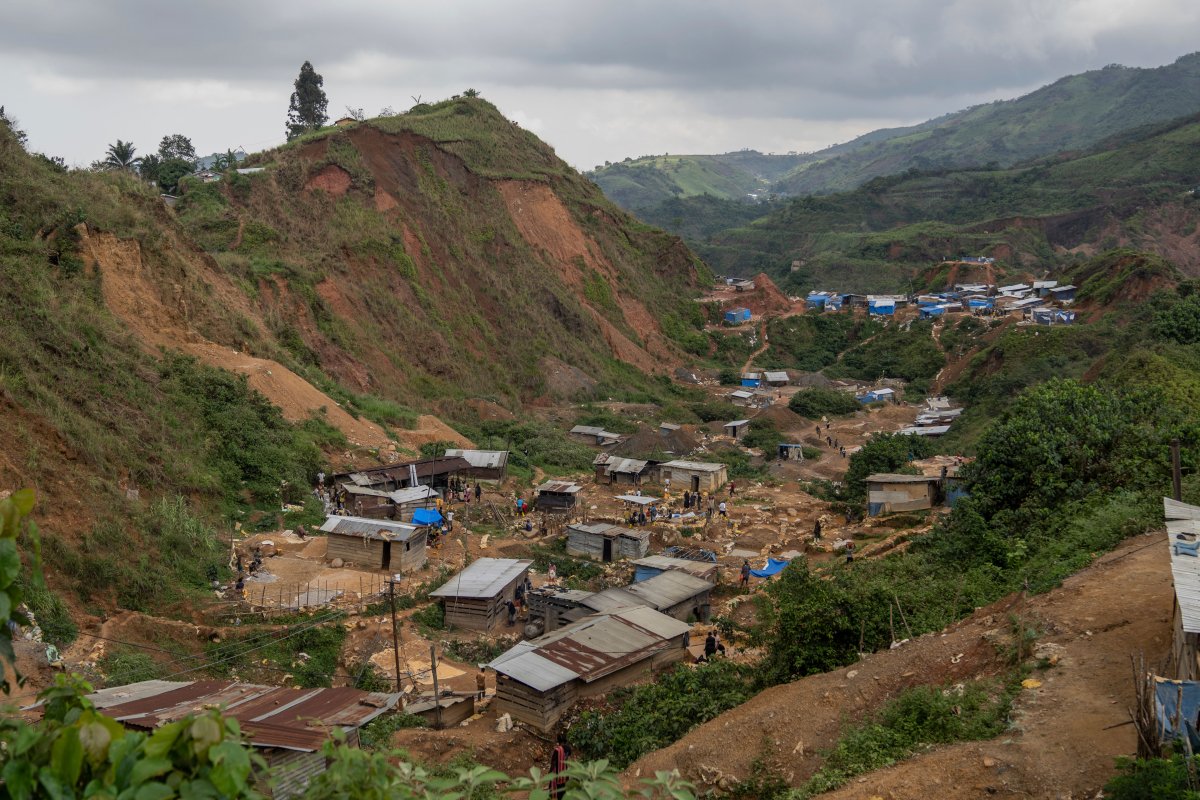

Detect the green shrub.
xmin=797 ymin=678 xmax=1014 ymax=797
xmin=357 ymin=711 xmax=428 ymax=750
xmin=1105 ymin=754 xmax=1200 ymax=800
xmin=788 ymin=387 xmax=861 ymax=418
xmin=98 ymin=648 xmax=165 ymax=685
xmin=411 ymin=602 xmax=446 ymax=633
xmin=570 ymin=661 xmax=752 ymax=768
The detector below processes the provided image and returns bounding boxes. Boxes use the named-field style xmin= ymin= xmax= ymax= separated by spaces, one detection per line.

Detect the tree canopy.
xmin=286 ymin=61 xmax=329 ymax=140
xmin=102 ymin=139 xmax=139 ymax=171
xmin=158 ymin=133 xmax=196 ymax=162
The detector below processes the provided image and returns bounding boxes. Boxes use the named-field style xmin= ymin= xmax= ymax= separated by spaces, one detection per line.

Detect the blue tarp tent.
xmin=411 ymin=508 xmax=443 ymax=526
xmin=749 ymin=558 xmax=792 ymax=578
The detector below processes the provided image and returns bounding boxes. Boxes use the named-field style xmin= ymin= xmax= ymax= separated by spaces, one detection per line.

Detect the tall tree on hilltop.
xmin=0 ymin=106 xmax=28 ymax=148
xmin=103 ymin=139 xmax=139 ymax=171
xmin=158 ymin=133 xmax=196 ymax=162
xmin=286 ymin=61 xmax=328 ymax=140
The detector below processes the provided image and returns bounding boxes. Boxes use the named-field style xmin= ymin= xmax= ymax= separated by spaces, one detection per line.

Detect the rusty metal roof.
xmin=567 ymin=522 xmax=649 ymax=542
xmin=444 ymin=449 xmax=509 ymax=470
xmin=536 ymin=481 xmax=582 ymax=494
xmin=91 ymin=680 xmax=400 ymax=752
xmin=488 ymin=606 xmax=688 ymax=690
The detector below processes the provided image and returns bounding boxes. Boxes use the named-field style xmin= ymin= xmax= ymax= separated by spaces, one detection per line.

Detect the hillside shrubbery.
xmin=826 ymin=321 xmax=945 ymax=394
xmin=788 ymin=387 xmax=861 ymax=418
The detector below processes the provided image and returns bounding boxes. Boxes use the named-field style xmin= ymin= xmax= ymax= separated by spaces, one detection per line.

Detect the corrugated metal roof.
xmin=865 ymin=473 xmax=939 ymax=484
xmin=386 ymin=485 xmax=438 ymax=504
xmin=659 ymin=460 xmax=726 ymax=473
xmin=488 ymin=606 xmax=687 ymax=689
xmin=1166 ymin=498 xmax=1200 ymax=633
xmin=430 ymin=558 xmax=533 ymax=599
xmin=632 ymin=555 xmax=718 ymax=580
xmin=898 ymin=425 xmax=952 ymax=436
xmin=619 ymin=570 xmax=711 ymax=608
xmin=615 ymin=494 xmax=660 ymax=505
xmin=763 ymin=371 xmax=790 ymax=382
xmin=319 ymin=515 xmax=423 ymax=541
xmin=581 ymin=588 xmax=643 ymax=612
xmin=659 ymin=423 xmax=681 ymax=431
xmin=610 ymin=605 xmax=692 ymax=640
xmin=568 ymin=522 xmax=649 ymax=541
xmin=86 ymin=680 xmax=191 ymax=709
xmin=444 ymin=449 xmax=509 ymax=469
xmin=602 ymin=457 xmax=649 ymax=475
xmin=536 ymin=481 xmax=582 ymax=494
xmin=85 ymin=680 xmax=400 ymax=752
xmin=730 ymin=390 xmax=754 ymax=399
xmin=725 ymin=420 xmax=751 ymax=428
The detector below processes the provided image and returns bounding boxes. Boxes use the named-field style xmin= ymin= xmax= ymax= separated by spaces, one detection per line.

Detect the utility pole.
xmin=430 ymin=643 xmax=443 ymax=729
xmin=388 ymin=578 xmax=403 ymax=693
xmin=1172 ymin=438 xmax=1183 ymax=502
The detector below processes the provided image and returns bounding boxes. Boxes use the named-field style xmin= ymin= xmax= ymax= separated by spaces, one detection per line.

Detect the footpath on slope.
xmin=626 ymin=533 xmax=1172 ymax=797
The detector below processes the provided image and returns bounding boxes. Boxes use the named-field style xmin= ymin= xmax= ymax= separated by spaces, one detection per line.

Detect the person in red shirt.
xmin=550 ymin=732 xmax=571 ymax=798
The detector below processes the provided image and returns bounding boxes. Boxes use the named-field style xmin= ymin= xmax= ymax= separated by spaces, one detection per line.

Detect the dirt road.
xmin=627 ymin=533 xmax=1172 ymax=797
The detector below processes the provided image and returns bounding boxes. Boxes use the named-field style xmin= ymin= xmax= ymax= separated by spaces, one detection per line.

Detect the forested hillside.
xmin=699 ymin=113 xmax=1200 ymax=291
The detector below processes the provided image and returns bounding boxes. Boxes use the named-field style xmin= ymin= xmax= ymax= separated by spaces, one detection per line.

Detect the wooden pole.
xmin=1172 ymin=438 xmax=1183 ymax=502
xmin=389 ymin=579 xmax=403 ymax=693
xmin=430 ymin=643 xmax=443 ymax=729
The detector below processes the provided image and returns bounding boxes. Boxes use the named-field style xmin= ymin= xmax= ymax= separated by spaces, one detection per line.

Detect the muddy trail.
xmin=626 ymin=533 xmax=1171 ymax=797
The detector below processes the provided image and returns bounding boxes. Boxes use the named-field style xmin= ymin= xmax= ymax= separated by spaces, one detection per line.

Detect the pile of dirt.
xmin=752 ymin=404 xmax=808 ymax=434
xmin=610 ymin=424 xmax=699 ymax=460
xmin=739 ymin=272 xmax=796 ymax=316
xmin=627 ymin=535 xmax=1171 ymax=798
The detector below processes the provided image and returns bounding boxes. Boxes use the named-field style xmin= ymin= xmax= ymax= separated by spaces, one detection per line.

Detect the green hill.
xmin=0 ymin=98 xmax=709 ymax=623
xmin=587 ymin=150 xmax=812 ymax=210
xmin=774 ymin=52 xmax=1200 ymax=195
xmin=700 ymin=112 xmax=1200 ymax=291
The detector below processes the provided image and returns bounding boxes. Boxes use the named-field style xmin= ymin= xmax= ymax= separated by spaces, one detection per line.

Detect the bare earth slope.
xmin=628 ymin=534 xmax=1171 ymax=797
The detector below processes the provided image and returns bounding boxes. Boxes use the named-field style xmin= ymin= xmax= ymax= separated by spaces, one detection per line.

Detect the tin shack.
xmin=489 ymin=606 xmax=691 ymax=731
xmin=429 ymin=557 xmax=533 ymax=631
xmin=319 ymin=515 xmax=429 ymax=572
xmin=566 ymin=522 xmax=650 ymax=562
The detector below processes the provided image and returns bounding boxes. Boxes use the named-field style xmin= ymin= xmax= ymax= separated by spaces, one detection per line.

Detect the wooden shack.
xmin=443 ymin=449 xmax=509 ymax=482
xmin=723 ymin=419 xmax=751 ymax=441
xmin=332 ymin=456 xmax=472 ymax=494
xmin=1165 ymin=498 xmax=1200 ymax=680
xmin=593 ymin=454 xmax=650 ymax=486
xmin=865 ymin=474 xmax=940 ymax=516
xmin=657 ymin=460 xmax=728 ymax=493
xmin=319 ymin=515 xmax=428 ymax=572
xmin=534 ymin=480 xmax=582 ymax=513
xmin=489 ymin=606 xmax=691 ymax=731
xmin=566 ymin=522 xmax=650 ymax=562
xmin=581 ymin=570 xmax=713 ymax=623
xmin=429 ymin=558 xmax=532 ymax=631
xmin=78 ymin=679 xmax=401 ymax=800
xmin=632 ymin=555 xmax=719 ymax=584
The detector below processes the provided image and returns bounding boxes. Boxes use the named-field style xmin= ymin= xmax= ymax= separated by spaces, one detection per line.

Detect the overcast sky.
xmin=2 ymin=0 xmax=1197 ymax=170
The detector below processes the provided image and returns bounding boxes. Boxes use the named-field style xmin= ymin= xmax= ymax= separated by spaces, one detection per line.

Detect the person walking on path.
xmin=740 ymin=560 xmax=751 ymax=589
xmin=813 ymin=516 xmax=823 ymax=541
xmin=476 ymin=667 xmax=487 ymax=700
xmin=718 ymin=500 xmax=728 ymax=518
xmin=729 ymin=481 xmax=736 ymax=497
xmin=506 ymin=599 xmax=517 ymax=627
xmin=475 ymin=483 xmax=482 ymax=503
xmin=549 ymin=732 xmax=571 ymax=799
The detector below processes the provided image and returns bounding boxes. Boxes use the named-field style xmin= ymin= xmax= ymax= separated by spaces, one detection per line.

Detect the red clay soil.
xmin=626 ymin=534 xmax=1171 ymax=797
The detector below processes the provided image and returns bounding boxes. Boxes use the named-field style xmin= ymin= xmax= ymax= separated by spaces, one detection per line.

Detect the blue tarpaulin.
xmin=749 ymin=558 xmax=792 ymax=578
xmin=1155 ymin=677 xmax=1200 ymax=749
xmin=411 ymin=508 xmax=443 ymax=526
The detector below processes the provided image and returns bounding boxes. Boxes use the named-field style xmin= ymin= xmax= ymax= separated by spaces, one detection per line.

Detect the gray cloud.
xmin=1 ymin=0 xmax=1196 ymax=168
